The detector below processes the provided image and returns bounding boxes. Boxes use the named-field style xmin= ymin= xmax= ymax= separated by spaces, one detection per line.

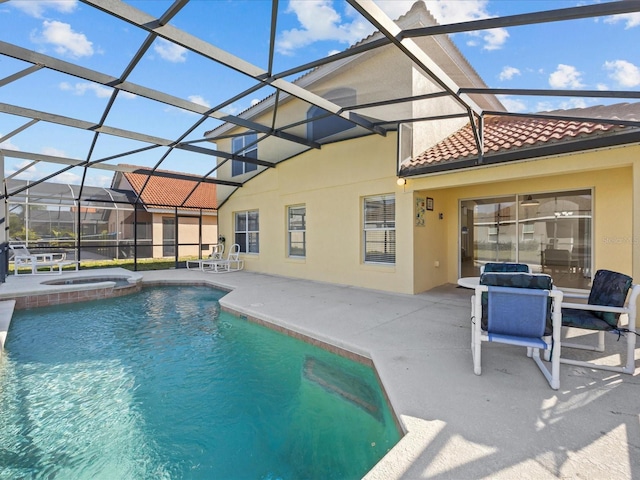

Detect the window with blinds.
xmin=287 ymin=205 xmax=306 ymax=257
xmin=235 ymin=210 xmax=259 ymax=253
xmin=363 ymin=194 xmax=395 ymax=264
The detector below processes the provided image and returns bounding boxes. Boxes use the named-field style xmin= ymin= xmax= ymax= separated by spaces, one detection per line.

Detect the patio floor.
xmin=1 ymin=268 xmax=638 ymax=479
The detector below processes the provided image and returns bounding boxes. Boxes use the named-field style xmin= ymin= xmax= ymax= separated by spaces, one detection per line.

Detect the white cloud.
xmin=604 ymin=60 xmax=640 ymax=87
xmin=276 ymin=0 xmax=371 ymax=55
xmin=11 ymin=0 xmax=77 ymax=18
xmin=604 ymin=12 xmax=640 ymax=29
xmin=535 ymin=98 xmax=591 ymax=113
xmin=596 ymin=83 xmax=609 ymax=91
xmin=0 ymin=135 xmax=20 ymax=151
xmin=424 ymin=0 xmax=509 ymax=50
xmin=84 ymin=174 xmax=113 ymax=188
xmin=8 ymin=161 xmax=37 ymax=180
xmin=188 ymin=95 xmax=211 ymax=108
xmin=535 ymin=101 xmax=554 ymax=112
xmin=42 ymin=146 xmax=67 ymax=157
xmin=276 ymin=0 xmax=508 ymax=55
xmin=559 ymin=98 xmax=589 ymax=110
xmin=154 ymin=38 xmax=187 ymax=63
xmin=60 ymin=81 xmax=112 ymax=98
xmin=250 ymin=98 xmax=261 ymax=106
xmin=481 ymin=28 xmax=509 ymax=51
xmin=497 ymin=96 xmax=527 ymax=113
xmin=548 ymin=64 xmax=584 ymax=89
xmin=53 ymin=170 xmax=81 ymax=183
xmin=34 ymin=20 xmax=93 ymax=58
xmin=499 ymin=66 xmax=520 ymax=81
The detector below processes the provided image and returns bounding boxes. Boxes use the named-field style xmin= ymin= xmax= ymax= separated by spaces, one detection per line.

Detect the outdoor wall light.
xmin=521 ymin=195 xmax=540 ymax=207
xmin=397 ymin=177 xmax=406 ymax=186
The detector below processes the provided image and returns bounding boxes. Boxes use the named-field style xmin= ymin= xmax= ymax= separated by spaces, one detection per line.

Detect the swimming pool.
xmin=0 ymin=286 xmax=400 ymax=479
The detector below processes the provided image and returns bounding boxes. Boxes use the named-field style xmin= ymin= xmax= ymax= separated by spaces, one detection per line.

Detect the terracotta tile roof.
xmin=402 ymin=103 xmax=640 ymax=174
xmin=123 ymin=169 xmax=216 ymax=210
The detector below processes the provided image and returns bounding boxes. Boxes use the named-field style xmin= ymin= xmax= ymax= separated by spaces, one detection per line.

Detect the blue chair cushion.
xmin=561 ymin=308 xmax=614 ymax=331
xmin=483 ymin=262 xmax=529 ymax=273
xmin=487 ymin=286 xmax=548 ymax=338
xmin=561 ymin=269 xmax=632 ymax=330
xmin=480 ymin=273 xmax=554 ymax=334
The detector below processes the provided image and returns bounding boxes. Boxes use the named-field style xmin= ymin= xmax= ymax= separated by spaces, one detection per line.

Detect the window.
xmin=363 ymin=194 xmax=395 ymax=264
xmin=288 ymin=205 xmax=306 ymax=257
xmin=487 ymin=226 xmax=498 ymax=244
xmin=521 ymin=223 xmax=535 ymax=241
xmin=235 ymin=210 xmax=259 ymax=253
xmin=306 ymin=88 xmax=356 ymax=142
xmin=231 ymin=133 xmax=258 ymax=177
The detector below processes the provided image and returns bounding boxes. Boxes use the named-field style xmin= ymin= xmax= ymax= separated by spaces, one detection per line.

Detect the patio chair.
xmin=472 ymin=273 xmax=563 ymax=389
xmin=186 ymin=243 xmax=224 ymax=271
xmin=560 ymin=269 xmax=640 ymax=374
xmin=202 ymin=243 xmax=244 ymax=273
xmin=9 ymin=244 xmax=79 ymax=275
xmin=480 ymin=262 xmax=531 ymax=274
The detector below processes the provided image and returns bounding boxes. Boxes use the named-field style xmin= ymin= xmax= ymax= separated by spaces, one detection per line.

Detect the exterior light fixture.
xmin=397 ymin=178 xmax=406 ymax=186
xmin=521 ymin=195 xmax=539 ymax=207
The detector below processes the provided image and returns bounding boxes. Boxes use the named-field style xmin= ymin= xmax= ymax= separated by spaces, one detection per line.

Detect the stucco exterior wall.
xmin=409 ymin=144 xmax=639 ymax=292
xmin=151 ymin=213 xmax=218 ymax=259
xmin=218 ymin=131 xmax=639 ymax=295
xmin=217 ymin=133 xmax=417 ymax=293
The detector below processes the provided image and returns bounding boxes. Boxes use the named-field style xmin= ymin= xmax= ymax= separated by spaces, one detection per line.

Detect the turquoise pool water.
xmin=0 ymin=286 xmax=400 ymax=479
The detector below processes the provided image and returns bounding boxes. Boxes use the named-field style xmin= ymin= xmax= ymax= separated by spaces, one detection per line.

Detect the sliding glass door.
xmin=460 ymin=189 xmax=592 ymax=288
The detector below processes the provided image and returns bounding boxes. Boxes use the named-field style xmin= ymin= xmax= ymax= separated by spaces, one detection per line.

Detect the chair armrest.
xmin=561 ymin=302 xmax=628 ymax=314
xmin=557 ymin=288 xmax=589 ymax=300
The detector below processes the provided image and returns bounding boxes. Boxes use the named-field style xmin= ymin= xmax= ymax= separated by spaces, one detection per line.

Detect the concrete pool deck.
xmin=1 ymin=268 xmax=638 ymax=479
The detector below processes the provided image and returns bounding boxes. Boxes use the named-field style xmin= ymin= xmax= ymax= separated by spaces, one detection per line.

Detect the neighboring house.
xmin=111 ymin=166 xmax=218 ymax=259
xmin=207 ymin=2 xmax=640 ymax=294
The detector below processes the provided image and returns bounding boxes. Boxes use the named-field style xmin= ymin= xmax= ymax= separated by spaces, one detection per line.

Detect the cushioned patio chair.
xmin=472 ymin=272 xmax=563 ymax=389
xmin=9 ymin=244 xmax=78 ymax=275
xmin=480 ymin=262 xmax=531 ymax=274
xmin=560 ymin=269 xmax=640 ymax=374
xmin=202 ymin=243 xmax=244 ymax=273
xmin=186 ymin=243 xmax=224 ymax=271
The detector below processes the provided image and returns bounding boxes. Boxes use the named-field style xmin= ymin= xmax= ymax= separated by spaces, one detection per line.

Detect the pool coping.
xmin=2 ymin=268 xmax=638 ymax=480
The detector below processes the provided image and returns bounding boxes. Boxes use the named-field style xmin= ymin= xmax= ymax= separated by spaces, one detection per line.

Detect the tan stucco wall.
xmin=217 ymin=133 xmax=417 ymax=293
xmin=218 ymin=132 xmax=640 ymax=294
xmin=409 ymin=144 xmax=640 ymax=292
xmin=152 ymin=213 xmax=218 ymax=259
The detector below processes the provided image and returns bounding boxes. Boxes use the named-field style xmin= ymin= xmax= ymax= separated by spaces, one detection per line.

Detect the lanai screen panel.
xmin=1 ymin=0 xmax=639 ymax=209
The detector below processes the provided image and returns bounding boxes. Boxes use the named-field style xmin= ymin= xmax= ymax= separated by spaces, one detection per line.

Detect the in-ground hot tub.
xmin=6 ymin=273 xmax=144 ymax=310
xmin=42 ymin=275 xmax=135 ymax=288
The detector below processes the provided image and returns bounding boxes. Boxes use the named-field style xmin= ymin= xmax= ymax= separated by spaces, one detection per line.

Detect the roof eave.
xmin=401 ymin=129 xmax=640 ymax=177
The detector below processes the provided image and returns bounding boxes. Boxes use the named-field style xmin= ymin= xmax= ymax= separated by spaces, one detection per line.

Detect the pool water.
xmin=0 ymin=286 xmax=400 ymax=479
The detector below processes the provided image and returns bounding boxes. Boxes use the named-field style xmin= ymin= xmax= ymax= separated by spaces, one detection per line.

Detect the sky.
xmin=0 ymin=0 xmax=639 ymax=188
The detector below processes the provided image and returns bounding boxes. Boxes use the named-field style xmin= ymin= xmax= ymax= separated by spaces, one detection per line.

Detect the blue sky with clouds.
xmin=1 ymin=0 xmax=639 ymax=187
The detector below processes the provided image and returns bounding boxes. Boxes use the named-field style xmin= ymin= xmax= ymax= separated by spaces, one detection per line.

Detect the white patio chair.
xmin=202 ymin=243 xmax=244 ymax=273
xmin=560 ymin=269 xmax=639 ymax=374
xmin=9 ymin=244 xmax=79 ymax=275
xmin=472 ymin=280 xmax=563 ymax=390
xmin=186 ymin=243 xmax=224 ymax=271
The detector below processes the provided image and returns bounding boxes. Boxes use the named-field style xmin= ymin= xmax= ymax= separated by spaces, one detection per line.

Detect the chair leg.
xmin=596 ymin=331 xmax=605 ymax=352
xmin=472 ymin=295 xmax=482 ymax=375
